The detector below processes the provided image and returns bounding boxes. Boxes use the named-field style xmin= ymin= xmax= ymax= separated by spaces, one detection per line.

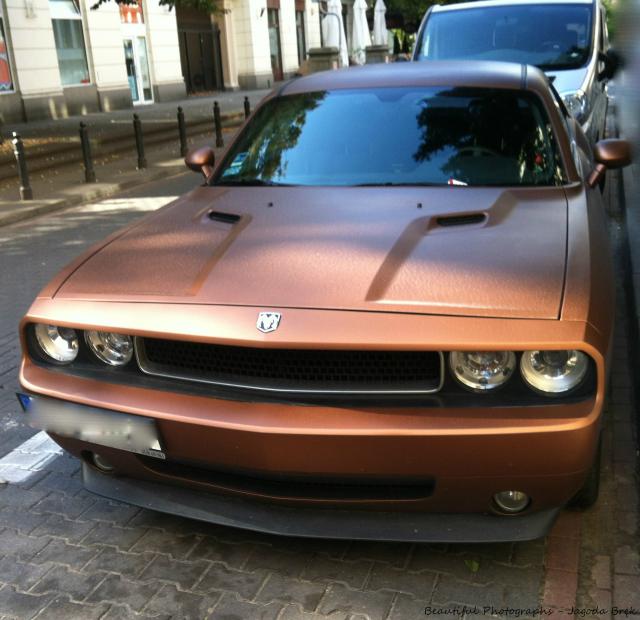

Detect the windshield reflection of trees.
xmin=242 ymin=92 xmax=326 ymax=181
xmin=412 ymin=89 xmax=550 ymax=184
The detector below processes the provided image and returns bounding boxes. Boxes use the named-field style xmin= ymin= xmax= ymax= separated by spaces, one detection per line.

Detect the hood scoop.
xmin=207 ymin=211 xmax=241 ymax=224
xmin=435 ymin=213 xmax=486 ymax=228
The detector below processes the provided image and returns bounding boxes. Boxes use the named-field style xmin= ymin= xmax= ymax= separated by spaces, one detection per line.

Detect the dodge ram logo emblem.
xmin=257 ymin=312 xmax=282 ymax=333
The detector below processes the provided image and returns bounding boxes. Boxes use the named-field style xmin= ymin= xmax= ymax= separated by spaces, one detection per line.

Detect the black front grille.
xmin=137 ymin=337 xmax=442 ymax=394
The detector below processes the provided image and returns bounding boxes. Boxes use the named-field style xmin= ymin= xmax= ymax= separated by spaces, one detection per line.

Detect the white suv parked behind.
xmin=413 ymin=0 xmax=620 ymax=145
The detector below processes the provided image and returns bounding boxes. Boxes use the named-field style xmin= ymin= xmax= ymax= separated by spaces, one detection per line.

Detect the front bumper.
xmin=82 ymin=461 xmax=560 ymax=542
xmin=18 ymin=389 xmax=600 ymax=541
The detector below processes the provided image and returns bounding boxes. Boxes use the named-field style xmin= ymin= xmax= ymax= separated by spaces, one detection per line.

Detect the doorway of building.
xmin=267 ymin=7 xmax=283 ymax=82
xmin=176 ymin=6 xmax=224 ymax=93
xmin=123 ymin=37 xmax=153 ymax=104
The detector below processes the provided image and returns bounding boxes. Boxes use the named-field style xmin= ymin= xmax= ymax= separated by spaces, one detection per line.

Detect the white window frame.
xmin=49 ymin=0 xmax=92 ymax=87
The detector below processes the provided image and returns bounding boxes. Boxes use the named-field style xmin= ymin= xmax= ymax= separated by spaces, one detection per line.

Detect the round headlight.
xmin=449 ymin=351 xmax=516 ymax=392
xmin=520 ymin=350 xmax=588 ymax=394
xmin=34 ymin=324 xmax=79 ymax=364
xmin=85 ymin=331 xmax=134 ymax=366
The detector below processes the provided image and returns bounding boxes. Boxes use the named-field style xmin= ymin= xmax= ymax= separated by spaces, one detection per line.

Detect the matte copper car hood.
xmin=55 ymin=185 xmax=568 ymax=319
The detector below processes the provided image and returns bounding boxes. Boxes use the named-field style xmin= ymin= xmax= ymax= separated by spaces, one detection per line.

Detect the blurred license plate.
xmin=17 ymin=393 xmax=165 ymax=459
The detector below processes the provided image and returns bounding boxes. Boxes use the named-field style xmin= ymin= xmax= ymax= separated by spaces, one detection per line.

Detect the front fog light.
xmin=34 ymin=324 xmax=79 ymax=364
xmin=520 ymin=350 xmax=588 ymax=394
xmin=85 ymin=331 xmax=133 ymax=366
xmin=493 ymin=490 xmax=530 ymax=514
xmin=449 ymin=351 xmax=516 ymax=392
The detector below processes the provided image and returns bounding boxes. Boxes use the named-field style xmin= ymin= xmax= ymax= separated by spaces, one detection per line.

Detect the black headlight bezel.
xmin=25 ymin=323 xmax=598 ymax=407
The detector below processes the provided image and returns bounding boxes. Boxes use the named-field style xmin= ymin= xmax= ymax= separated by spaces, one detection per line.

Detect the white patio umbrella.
xmin=351 ymin=0 xmax=372 ymax=65
xmin=373 ymin=0 xmax=389 ymax=47
xmin=322 ymin=0 xmax=349 ymax=68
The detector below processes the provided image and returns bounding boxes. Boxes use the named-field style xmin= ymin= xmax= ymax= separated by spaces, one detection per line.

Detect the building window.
xmin=49 ymin=0 xmax=90 ymax=86
xmin=119 ymin=0 xmax=144 ymax=24
xmin=295 ymin=10 xmax=306 ymax=65
xmin=0 ymin=10 xmax=13 ymax=91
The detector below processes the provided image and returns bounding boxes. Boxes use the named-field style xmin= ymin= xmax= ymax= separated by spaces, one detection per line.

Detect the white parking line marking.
xmin=0 ymin=431 xmax=62 ymax=485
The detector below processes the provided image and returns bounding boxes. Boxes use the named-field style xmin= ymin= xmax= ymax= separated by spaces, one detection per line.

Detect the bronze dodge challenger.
xmin=17 ymin=62 xmax=632 ymax=542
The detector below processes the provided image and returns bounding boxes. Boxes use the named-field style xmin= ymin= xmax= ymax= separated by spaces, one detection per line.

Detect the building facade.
xmin=176 ymin=0 xmax=322 ymax=93
xmin=0 ymin=0 xmax=324 ymax=124
xmin=0 ymin=0 xmax=185 ymax=123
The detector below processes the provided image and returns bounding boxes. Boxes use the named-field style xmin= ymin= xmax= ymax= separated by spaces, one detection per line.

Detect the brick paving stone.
xmin=85 ymin=574 xmax=162 ymax=613
xmin=0 ymin=557 xmax=50 ymax=590
xmin=511 ymin=540 xmax=545 ymax=568
xmin=208 ymin=592 xmax=283 ymax=620
xmin=78 ymin=499 xmax=141 ymax=525
xmin=30 ymin=514 xmax=97 ymax=543
xmin=617 ymin=512 xmax=638 ymax=537
xmin=144 ymin=584 xmax=219 ymax=619
xmin=0 ymin=530 xmax=51 ymax=561
xmin=35 ymin=595 xmax=110 ymax=620
xmin=0 ymin=486 xmax=49 ymax=510
xmin=30 ymin=471 xmax=85 ymax=496
xmin=243 ymin=545 xmax=311 ymax=578
xmin=366 ymin=562 xmax=436 ymax=600
xmin=84 ymin=547 xmax=156 ymax=578
xmin=545 ymin=536 xmax=581 ymax=573
xmin=195 ymin=563 xmax=267 ymax=600
xmin=187 ymin=537 xmax=255 ymax=569
xmin=614 ymin=545 xmax=640 ymax=575
xmin=31 ymin=538 xmax=99 ymax=570
xmin=317 ymin=583 xmax=395 ymax=620
xmin=277 ymin=606 xmax=341 ymax=620
xmin=138 ymin=554 xmax=210 ymax=590
xmin=543 ymin=568 xmax=578 ymax=609
xmin=255 ymin=573 xmax=326 ymax=612
xmin=300 ymin=556 xmax=373 ymax=590
xmin=431 ymin=574 xmax=503 ymax=607
xmin=409 ymin=548 xmax=487 ymax=583
xmin=387 ymin=594 xmax=426 ymax=620
xmin=591 ymin=555 xmax=612 ymax=590
xmin=80 ymin=522 xmax=148 ymax=550
xmin=0 ymin=585 xmax=54 ymax=620
xmin=130 ymin=529 xmax=200 ymax=560
xmin=613 ymin=574 xmax=640 ymax=607
xmin=32 ymin=494 xmax=96 ymax=520
xmin=0 ymin=506 xmax=50 ymax=534
xmin=344 ymin=541 xmax=415 ymax=568
xmin=100 ymin=605 xmax=169 ymax=620
xmin=30 ymin=564 xmax=106 ymax=601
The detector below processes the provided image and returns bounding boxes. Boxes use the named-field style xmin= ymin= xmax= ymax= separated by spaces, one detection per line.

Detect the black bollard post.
xmin=79 ymin=122 xmax=96 ymax=183
xmin=213 ymin=101 xmax=224 ymax=148
xmin=11 ymin=132 xmax=33 ymax=201
xmin=133 ymin=113 xmax=147 ymax=169
xmin=177 ymin=106 xmax=187 ymax=157
xmin=244 ymin=96 xmax=251 ymax=120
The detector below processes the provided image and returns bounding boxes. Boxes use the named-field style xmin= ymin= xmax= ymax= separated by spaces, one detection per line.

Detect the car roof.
xmin=279 ymin=61 xmax=551 ymax=99
xmin=431 ymin=0 xmax=594 ymax=12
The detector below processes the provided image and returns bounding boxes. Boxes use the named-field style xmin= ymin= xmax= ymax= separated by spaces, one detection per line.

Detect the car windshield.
xmin=417 ymin=4 xmax=594 ymax=71
xmin=212 ymin=87 xmax=565 ymax=187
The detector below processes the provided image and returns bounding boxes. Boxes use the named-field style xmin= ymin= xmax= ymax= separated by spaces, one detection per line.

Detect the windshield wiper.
xmin=214 ymin=179 xmax=294 ymax=187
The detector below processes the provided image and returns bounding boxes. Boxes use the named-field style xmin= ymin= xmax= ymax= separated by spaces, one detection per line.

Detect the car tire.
xmin=569 ymin=434 xmax=602 ymax=510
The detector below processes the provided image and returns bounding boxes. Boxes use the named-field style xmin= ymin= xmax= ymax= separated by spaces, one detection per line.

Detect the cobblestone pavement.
xmin=0 ymin=168 xmax=637 ymax=618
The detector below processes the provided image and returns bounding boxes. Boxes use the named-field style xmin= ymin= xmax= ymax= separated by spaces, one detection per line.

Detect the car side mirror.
xmin=598 ymin=49 xmax=623 ymax=81
xmin=587 ymin=139 xmax=633 ymax=188
xmin=185 ymin=146 xmax=215 ymax=181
